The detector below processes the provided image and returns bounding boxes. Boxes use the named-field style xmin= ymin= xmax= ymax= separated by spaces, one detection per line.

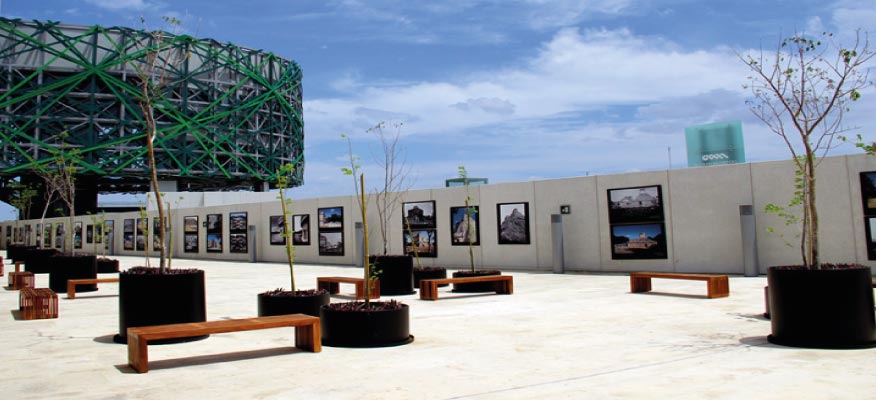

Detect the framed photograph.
xmin=136 ymin=218 xmax=147 ymax=251
xmin=607 ymin=185 xmax=664 ymax=224
xmin=293 ymin=214 xmax=310 ymax=245
xmin=44 ymin=223 xmax=52 ymax=247
xmin=497 ymin=202 xmax=530 ymax=245
xmin=25 ymin=225 xmax=31 ymax=245
xmin=184 ymin=216 xmax=198 ymax=233
xmin=860 ymin=172 xmax=876 ymax=216
xmin=207 ymin=214 xmax=223 ymax=233
xmin=153 ymin=217 xmax=162 ymax=251
xmin=318 ymin=207 xmax=343 ymax=230
xmin=318 ymin=231 xmax=344 ymax=256
xmin=86 ymin=224 xmax=94 ymax=244
xmin=36 ymin=223 xmax=41 ymax=244
xmin=206 ymin=233 xmax=223 ymax=253
xmin=404 ymin=229 xmax=438 ymax=258
xmin=73 ymin=222 xmax=83 ymax=249
xmin=403 ymin=201 xmax=436 ymax=229
xmin=229 ymin=212 xmax=247 ymax=233
xmin=865 ymin=217 xmax=876 ymax=260
xmin=610 ymin=223 xmax=668 ymax=260
xmin=184 ymin=233 xmax=199 ymax=253
xmin=55 ymin=223 xmax=64 ymax=249
xmin=270 ymin=215 xmax=286 ymax=245
xmin=450 ymin=206 xmax=480 ymax=246
xmin=124 ymin=233 xmax=134 ymax=250
xmin=103 ymin=220 xmax=113 ymax=246
xmin=123 ymin=218 xmax=134 ymax=234
xmin=230 ymin=233 xmax=247 ymax=253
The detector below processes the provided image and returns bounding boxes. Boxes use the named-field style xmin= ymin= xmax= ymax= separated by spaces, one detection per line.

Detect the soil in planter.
xmin=320 ymin=301 xmax=414 ymax=348
xmin=258 ymin=289 xmax=330 ymax=317
xmin=452 ymin=270 xmax=502 ymax=293
xmin=114 ymin=267 xmax=208 ymax=345
xmin=413 ymin=266 xmax=448 ymax=288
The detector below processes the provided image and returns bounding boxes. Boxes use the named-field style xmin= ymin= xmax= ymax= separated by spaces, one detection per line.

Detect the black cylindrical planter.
xmin=96 ymin=258 xmax=120 ymax=273
xmin=114 ymin=268 xmax=207 ymax=344
xmin=452 ymin=270 xmax=502 ymax=293
xmin=413 ymin=267 xmax=448 ymax=289
xmin=370 ymin=255 xmax=415 ymax=295
xmin=320 ymin=302 xmax=413 ymax=348
xmin=23 ymin=248 xmax=60 ymax=274
xmin=8 ymin=245 xmax=37 ymax=262
xmin=49 ymin=255 xmax=97 ymax=293
xmin=258 ymin=291 xmax=330 ymax=317
xmin=768 ymin=267 xmax=876 ymax=349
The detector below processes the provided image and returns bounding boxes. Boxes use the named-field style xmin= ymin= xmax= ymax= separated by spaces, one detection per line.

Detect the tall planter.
xmin=23 ymin=248 xmax=60 ymax=274
xmin=258 ymin=290 xmax=330 ymax=318
xmin=8 ymin=244 xmax=37 ymax=262
xmin=413 ymin=266 xmax=448 ymax=288
xmin=768 ymin=266 xmax=876 ymax=349
xmin=452 ymin=270 xmax=502 ymax=293
xmin=320 ymin=302 xmax=413 ymax=348
xmin=114 ymin=268 xmax=207 ymax=344
xmin=49 ymin=255 xmax=97 ymax=293
xmin=96 ymin=258 xmax=120 ymax=273
xmin=370 ymin=255 xmax=415 ymax=295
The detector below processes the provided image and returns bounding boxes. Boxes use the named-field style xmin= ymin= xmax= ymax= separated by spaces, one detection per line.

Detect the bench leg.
xmin=630 ymin=276 xmax=652 ymax=293
xmin=419 ymin=282 xmax=439 ymax=300
xmin=295 ymin=322 xmax=321 ymax=353
xmin=496 ymin=279 xmax=513 ymax=295
xmin=707 ymin=277 xmax=730 ymax=298
xmin=318 ymin=280 xmax=339 ymax=294
xmin=67 ymin=281 xmax=76 ymax=299
xmin=128 ymin=333 xmax=149 ymax=373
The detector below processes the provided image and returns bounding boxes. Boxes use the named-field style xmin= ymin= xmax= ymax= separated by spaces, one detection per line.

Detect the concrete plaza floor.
xmin=2 ymin=254 xmax=874 ymax=399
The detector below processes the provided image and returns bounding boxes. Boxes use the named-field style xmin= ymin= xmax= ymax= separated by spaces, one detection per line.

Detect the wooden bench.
xmin=8 ymin=271 xmax=34 ymax=290
xmin=127 ymin=314 xmax=321 ymax=373
xmin=317 ymin=276 xmax=380 ymax=299
xmin=419 ymin=275 xmax=514 ymax=300
xmin=630 ymin=272 xmax=729 ymax=298
xmin=20 ymin=287 xmax=58 ymax=319
xmin=67 ymin=278 xmax=120 ymax=299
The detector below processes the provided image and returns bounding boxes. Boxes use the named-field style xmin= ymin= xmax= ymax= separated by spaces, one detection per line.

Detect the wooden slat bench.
xmin=20 ymin=287 xmax=58 ymax=319
xmin=8 ymin=271 xmax=34 ymax=290
xmin=67 ymin=278 xmax=120 ymax=299
xmin=317 ymin=276 xmax=380 ymax=299
xmin=127 ymin=314 xmax=321 ymax=373
xmin=419 ymin=275 xmax=514 ymax=300
xmin=630 ymin=272 xmax=729 ymax=299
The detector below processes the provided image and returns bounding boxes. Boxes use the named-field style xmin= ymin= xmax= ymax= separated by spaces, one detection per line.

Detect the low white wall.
xmin=4 ymin=153 xmax=875 ymax=274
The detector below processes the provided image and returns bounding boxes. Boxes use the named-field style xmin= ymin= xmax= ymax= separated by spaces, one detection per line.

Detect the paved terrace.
xmin=2 ymin=255 xmax=873 ymax=399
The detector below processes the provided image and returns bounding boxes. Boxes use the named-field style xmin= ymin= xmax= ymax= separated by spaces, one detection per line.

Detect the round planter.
xmin=48 ymin=255 xmax=97 ymax=293
xmin=452 ymin=270 xmax=502 ymax=293
xmin=8 ymin=244 xmax=37 ymax=262
xmin=320 ymin=302 xmax=414 ymax=348
xmin=413 ymin=267 xmax=448 ymax=288
xmin=370 ymin=255 xmax=415 ymax=295
xmin=96 ymin=258 xmax=120 ymax=273
xmin=114 ymin=268 xmax=208 ymax=344
xmin=768 ymin=266 xmax=876 ymax=349
xmin=258 ymin=290 xmax=330 ymax=317
xmin=23 ymin=248 xmax=60 ymax=274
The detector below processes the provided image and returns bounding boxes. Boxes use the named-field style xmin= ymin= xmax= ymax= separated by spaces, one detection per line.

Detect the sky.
xmin=1 ymin=0 xmax=875 ymax=220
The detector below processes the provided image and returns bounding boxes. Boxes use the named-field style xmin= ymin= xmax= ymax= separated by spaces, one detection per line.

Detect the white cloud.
xmin=84 ymin=0 xmax=153 ymax=11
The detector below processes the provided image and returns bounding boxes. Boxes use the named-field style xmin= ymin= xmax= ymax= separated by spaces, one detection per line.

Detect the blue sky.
xmin=2 ymin=0 xmax=875 ymax=220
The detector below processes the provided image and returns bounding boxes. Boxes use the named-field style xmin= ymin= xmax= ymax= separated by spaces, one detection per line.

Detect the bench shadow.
xmin=739 ymin=335 xmax=772 ymax=347
xmin=9 ymin=309 xmax=23 ymax=320
xmin=94 ymin=334 xmax=120 ymax=344
xmin=114 ymin=346 xmax=303 ymax=374
xmin=629 ymin=291 xmax=710 ymax=300
xmin=64 ymin=294 xmax=118 ymax=300
xmin=422 ymin=292 xmax=509 ymax=301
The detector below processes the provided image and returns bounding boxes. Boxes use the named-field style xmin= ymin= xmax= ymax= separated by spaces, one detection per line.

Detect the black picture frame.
xmin=153 ymin=217 xmax=162 ymax=251
xmin=184 ymin=216 xmax=199 ymax=233
xmin=404 ymin=229 xmax=438 ymax=257
xmin=318 ymin=207 xmax=343 ymax=230
xmin=403 ymin=201 xmax=436 ymax=230
xmin=207 ymin=214 xmax=223 ymax=233
xmin=229 ymin=212 xmax=247 ymax=233
xmin=229 ymin=233 xmax=247 ymax=253
xmin=865 ymin=217 xmax=876 ymax=260
xmin=73 ymin=222 xmax=83 ymax=249
xmin=43 ymin=223 xmax=52 ymax=247
xmin=270 ymin=215 xmax=286 ymax=245
xmin=610 ymin=223 xmax=668 ymax=260
xmin=450 ymin=206 xmax=480 ymax=246
xmin=293 ymin=214 xmax=310 ymax=245
xmin=228 ymin=212 xmax=247 ymax=253
xmin=55 ymin=223 xmax=64 ymax=249
xmin=319 ymin=231 xmax=344 ymax=256
xmin=103 ymin=220 xmax=113 ymax=247
xmin=497 ymin=202 xmax=530 ymax=245
xmin=607 ymin=185 xmax=664 ymax=224
xmin=206 ymin=233 xmax=223 ymax=253
xmin=861 ymin=172 xmax=876 ymax=216
xmin=86 ymin=224 xmax=94 ymax=244
xmin=136 ymin=218 xmax=147 ymax=251
xmin=184 ymin=233 xmax=199 ymax=253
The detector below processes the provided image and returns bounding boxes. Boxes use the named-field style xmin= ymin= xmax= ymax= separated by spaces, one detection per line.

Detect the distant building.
xmin=445 ymin=177 xmax=488 ymax=187
xmin=685 ymin=121 xmax=745 ymax=167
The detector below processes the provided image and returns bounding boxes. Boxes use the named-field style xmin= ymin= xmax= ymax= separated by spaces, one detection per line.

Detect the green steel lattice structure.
xmin=0 ymin=18 xmax=304 ymax=208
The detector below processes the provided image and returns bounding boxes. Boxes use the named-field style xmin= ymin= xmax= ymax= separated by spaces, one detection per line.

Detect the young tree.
xmin=277 ymin=164 xmax=298 ymax=291
xmin=742 ymin=30 xmax=873 ymax=269
xmin=8 ymin=180 xmax=37 ymax=240
xmin=368 ymin=121 xmax=414 ymax=255
xmin=134 ymin=16 xmax=191 ymax=273
xmin=457 ymin=166 xmax=478 ymax=271
xmin=341 ymin=134 xmax=375 ymax=304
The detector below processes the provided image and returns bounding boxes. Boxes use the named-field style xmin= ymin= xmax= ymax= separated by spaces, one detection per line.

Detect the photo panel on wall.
xmin=319 ymin=230 xmax=344 ymax=256
xmin=229 ymin=212 xmax=248 ymax=253
xmin=497 ymin=202 xmax=530 ymax=245
xmin=607 ymin=185 xmax=664 ymax=224
xmin=861 ymin=172 xmax=876 ymax=216
xmin=206 ymin=214 xmax=222 ymax=252
xmin=450 ymin=206 xmax=480 ymax=246
xmin=318 ymin=207 xmax=344 ymax=256
xmin=609 ymin=223 xmax=668 ymax=260
xmin=293 ymin=214 xmax=310 ymax=245
xmin=404 ymin=229 xmax=438 ymax=257
xmin=403 ymin=201 xmax=436 ymax=230
xmin=269 ymin=215 xmax=285 ymax=245
xmin=184 ymin=216 xmax=199 ymax=253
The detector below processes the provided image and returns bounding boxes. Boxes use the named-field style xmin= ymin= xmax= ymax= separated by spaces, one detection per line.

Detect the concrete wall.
xmin=4 ymin=154 xmax=876 ymax=273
